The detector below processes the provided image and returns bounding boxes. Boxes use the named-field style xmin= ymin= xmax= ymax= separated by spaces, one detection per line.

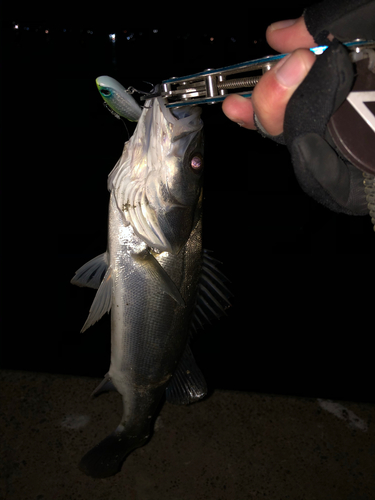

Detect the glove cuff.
xmin=291 ymin=133 xmax=369 ymax=215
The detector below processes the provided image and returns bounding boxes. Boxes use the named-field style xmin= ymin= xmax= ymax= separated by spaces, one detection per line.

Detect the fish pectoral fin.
xmin=71 ymin=252 xmax=109 ymax=289
xmin=165 ymin=343 xmax=207 ymax=405
xmin=81 ymin=267 xmax=113 ymax=333
xmin=91 ymin=373 xmax=118 ymax=398
xmin=131 ymin=250 xmax=185 ymax=307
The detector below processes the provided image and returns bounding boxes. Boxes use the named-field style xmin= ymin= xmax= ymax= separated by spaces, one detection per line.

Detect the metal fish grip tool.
xmin=160 ymin=39 xmax=375 ymax=231
xmin=160 ymin=40 xmax=373 ymax=108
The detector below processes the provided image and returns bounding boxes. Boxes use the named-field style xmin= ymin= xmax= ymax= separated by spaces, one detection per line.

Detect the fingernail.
xmin=236 ymin=121 xmax=245 ymax=127
xmin=268 ymin=18 xmax=298 ymax=31
xmin=275 ymin=52 xmax=307 ymax=88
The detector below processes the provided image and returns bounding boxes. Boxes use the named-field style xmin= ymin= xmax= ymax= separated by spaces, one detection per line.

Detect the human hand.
xmin=222 ymin=0 xmax=375 ymax=216
xmin=222 ymin=16 xmax=317 ymax=136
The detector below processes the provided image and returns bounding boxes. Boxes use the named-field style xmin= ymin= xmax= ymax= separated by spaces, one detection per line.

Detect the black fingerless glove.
xmin=256 ymin=0 xmax=375 ymax=215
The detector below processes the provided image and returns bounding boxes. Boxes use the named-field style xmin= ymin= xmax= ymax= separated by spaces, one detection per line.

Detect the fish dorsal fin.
xmin=190 ymin=250 xmax=232 ymax=333
xmin=165 ymin=343 xmax=207 ymax=405
xmin=71 ymin=252 xmax=109 ymax=290
xmin=91 ymin=373 xmax=118 ymax=398
xmin=80 ymin=266 xmax=113 ymax=332
xmin=131 ymin=250 xmax=185 ymax=307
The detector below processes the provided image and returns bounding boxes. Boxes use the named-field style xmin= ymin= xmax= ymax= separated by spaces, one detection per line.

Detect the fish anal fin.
xmin=81 ymin=267 xmax=113 ymax=332
xmin=166 ymin=344 xmax=207 ymax=405
xmin=131 ymin=250 xmax=185 ymax=307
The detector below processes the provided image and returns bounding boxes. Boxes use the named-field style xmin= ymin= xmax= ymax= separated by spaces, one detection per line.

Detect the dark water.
xmin=2 ymin=9 xmax=374 ymax=404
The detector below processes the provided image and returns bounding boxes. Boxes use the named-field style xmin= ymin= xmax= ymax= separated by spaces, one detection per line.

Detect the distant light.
xmin=126 ymin=32 xmax=134 ymax=40
xmin=231 ymin=37 xmax=236 ymax=43
xmin=87 ymin=30 xmax=93 ymax=34
xmin=253 ymin=40 xmax=257 ymax=44
xmin=210 ymin=37 xmax=214 ymax=42
xmin=153 ymin=29 xmax=158 ymax=33
xmin=45 ymin=29 xmax=49 ymax=34
xmin=14 ymin=24 xmax=19 ymax=30
xmin=109 ymin=33 xmax=116 ymax=42
xmin=24 ymin=26 xmax=29 ymax=31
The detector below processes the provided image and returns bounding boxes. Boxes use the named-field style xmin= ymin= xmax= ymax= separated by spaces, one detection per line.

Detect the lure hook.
xmin=102 ymin=103 xmax=130 ymax=140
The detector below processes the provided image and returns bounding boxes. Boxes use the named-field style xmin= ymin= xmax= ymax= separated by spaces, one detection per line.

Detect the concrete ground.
xmin=1 ymin=370 xmax=374 ymax=500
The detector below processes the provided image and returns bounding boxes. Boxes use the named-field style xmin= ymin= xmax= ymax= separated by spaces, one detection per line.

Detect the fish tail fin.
xmin=79 ymin=427 xmax=149 ymax=478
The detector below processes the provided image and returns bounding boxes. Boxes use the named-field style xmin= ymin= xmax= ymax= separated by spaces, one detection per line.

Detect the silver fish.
xmin=71 ymin=96 xmax=230 ymax=478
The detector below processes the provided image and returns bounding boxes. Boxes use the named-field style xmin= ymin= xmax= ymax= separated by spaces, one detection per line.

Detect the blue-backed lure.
xmin=96 ymin=75 xmax=143 ymax=121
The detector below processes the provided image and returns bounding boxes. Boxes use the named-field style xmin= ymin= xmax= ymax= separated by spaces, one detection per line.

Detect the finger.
xmin=222 ymin=93 xmax=256 ymax=130
xmin=252 ymin=48 xmax=316 ymax=136
xmin=266 ymin=16 xmax=316 ymax=54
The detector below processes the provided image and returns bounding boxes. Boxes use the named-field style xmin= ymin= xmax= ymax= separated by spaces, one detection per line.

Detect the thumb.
xmin=252 ymin=48 xmax=316 ymax=137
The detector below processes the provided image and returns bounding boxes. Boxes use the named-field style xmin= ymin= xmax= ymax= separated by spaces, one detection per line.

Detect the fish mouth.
xmin=119 ymin=188 xmax=195 ymax=254
xmin=114 ymin=165 xmax=202 ymax=254
xmin=108 ymin=96 xmax=203 ymax=253
xmin=121 ymin=191 xmax=171 ymax=252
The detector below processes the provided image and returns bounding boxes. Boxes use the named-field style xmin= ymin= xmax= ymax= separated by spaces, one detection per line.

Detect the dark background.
xmin=1 ymin=2 xmax=374 ymax=404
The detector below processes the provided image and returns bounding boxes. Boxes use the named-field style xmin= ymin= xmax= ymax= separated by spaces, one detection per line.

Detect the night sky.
xmin=2 ymin=3 xmax=374 ymax=404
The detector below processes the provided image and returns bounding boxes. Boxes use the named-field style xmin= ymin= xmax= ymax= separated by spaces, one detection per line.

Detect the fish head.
xmin=108 ymin=97 xmax=204 ymax=254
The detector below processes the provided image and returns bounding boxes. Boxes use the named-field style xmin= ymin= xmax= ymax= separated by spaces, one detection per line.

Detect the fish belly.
xmin=109 ymin=216 xmax=203 ymax=432
xmin=78 ymin=206 xmax=203 ymax=478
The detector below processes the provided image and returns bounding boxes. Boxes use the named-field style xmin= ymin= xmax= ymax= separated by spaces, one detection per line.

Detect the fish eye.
xmin=100 ymin=88 xmax=112 ymax=97
xmin=190 ymin=153 xmax=203 ymax=173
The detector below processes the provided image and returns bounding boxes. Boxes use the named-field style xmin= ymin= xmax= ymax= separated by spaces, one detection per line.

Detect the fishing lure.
xmin=96 ymin=76 xmax=143 ymax=122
